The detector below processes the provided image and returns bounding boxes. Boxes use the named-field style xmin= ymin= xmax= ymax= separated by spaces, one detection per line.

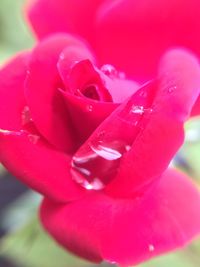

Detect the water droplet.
xmin=148 ymin=244 xmax=155 ymax=252
xmin=26 ymin=70 xmax=30 ymax=75
xmin=168 ymin=86 xmax=177 ymax=94
xmin=59 ymin=53 xmax=65 ymax=60
xmin=101 ymin=64 xmax=118 ymax=79
xmin=86 ymin=105 xmax=93 ymax=112
xmin=125 ymin=145 xmax=131 ymax=151
xmin=71 ymin=140 xmax=129 ymax=190
xmin=131 ymin=105 xmax=153 ymax=115
xmin=28 ymin=134 xmax=40 ymax=144
xmin=131 ymin=105 xmax=145 ymax=114
xmin=21 ymin=106 xmax=32 ymax=125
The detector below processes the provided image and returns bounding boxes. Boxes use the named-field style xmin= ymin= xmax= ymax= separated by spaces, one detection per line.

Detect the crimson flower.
xmin=0 ymin=0 xmax=200 ymax=266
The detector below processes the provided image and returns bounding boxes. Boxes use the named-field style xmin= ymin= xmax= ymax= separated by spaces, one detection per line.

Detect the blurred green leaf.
xmin=0 ymin=217 xmax=93 ymax=267
xmin=0 ymin=0 xmax=34 ymax=63
xmin=1 ymin=191 xmax=42 ymax=232
xmin=0 ymin=163 xmax=6 ymax=176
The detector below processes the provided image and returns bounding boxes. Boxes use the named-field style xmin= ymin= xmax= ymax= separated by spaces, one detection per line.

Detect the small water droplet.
xmin=168 ymin=86 xmax=177 ymax=94
xmin=125 ymin=145 xmax=131 ymax=151
xmin=149 ymin=244 xmax=155 ymax=252
xmin=28 ymin=134 xmax=40 ymax=144
xmin=131 ymin=106 xmax=145 ymax=115
xmin=101 ymin=64 xmax=118 ymax=79
xmin=131 ymin=105 xmax=153 ymax=115
xmin=59 ymin=53 xmax=65 ymax=60
xmin=21 ymin=106 xmax=32 ymax=125
xmin=86 ymin=105 xmax=93 ymax=112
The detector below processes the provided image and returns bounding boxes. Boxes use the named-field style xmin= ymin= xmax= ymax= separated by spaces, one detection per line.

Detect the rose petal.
xmin=106 ymin=49 xmax=200 ymax=197
xmin=0 ymin=52 xmax=30 ymax=130
xmin=95 ymin=0 xmax=200 ymax=80
xmin=28 ymin=0 xmax=104 ymax=40
xmin=25 ymin=34 xmax=94 ymax=152
xmin=61 ymin=91 xmax=118 ymax=143
xmin=40 ymin=168 xmax=200 ymax=266
xmin=0 ymin=130 xmax=85 ymax=202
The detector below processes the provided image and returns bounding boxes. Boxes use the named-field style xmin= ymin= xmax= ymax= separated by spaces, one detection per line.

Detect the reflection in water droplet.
xmin=148 ymin=244 xmax=155 ymax=252
xmin=91 ymin=144 xmax=122 ymax=160
xmin=71 ymin=140 xmax=130 ymax=190
xmin=21 ymin=106 xmax=32 ymax=125
xmin=28 ymin=134 xmax=40 ymax=144
xmin=101 ymin=64 xmax=118 ymax=79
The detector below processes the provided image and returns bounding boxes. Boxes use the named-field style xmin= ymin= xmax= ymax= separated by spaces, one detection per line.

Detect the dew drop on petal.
xmin=148 ymin=244 xmax=155 ymax=252
xmin=28 ymin=134 xmax=40 ymax=144
xmin=101 ymin=64 xmax=118 ymax=79
xmin=168 ymin=85 xmax=177 ymax=94
xmin=21 ymin=106 xmax=32 ymax=125
xmin=131 ymin=105 xmax=144 ymax=114
xmin=59 ymin=53 xmax=65 ymax=60
xmin=86 ymin=104 xmax=93 ymax=112
xmin=131 ymin=105 xmax=153 ymax=115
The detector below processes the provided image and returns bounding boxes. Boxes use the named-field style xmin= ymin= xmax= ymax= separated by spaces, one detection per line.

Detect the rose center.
xmin=81 ymin=84 xmax=100 ymax=101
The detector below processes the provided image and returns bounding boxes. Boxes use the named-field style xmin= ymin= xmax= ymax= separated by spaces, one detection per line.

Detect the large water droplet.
xmin=71 ymin=140 xmax=129 ymax=190
xmin=21 ymin=106 xmax=32 ymax=125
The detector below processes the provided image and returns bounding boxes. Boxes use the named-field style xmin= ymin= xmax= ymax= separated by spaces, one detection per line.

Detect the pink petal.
xmin=40 ymin=168 xmax=200 ymax=266
xmin=28 ymin=0 xmax=104 ymax=40
xmin=0 ymin=52 xmax=30 ymax=130
xmin=25 ymin=34 xmax=94 ymax=152
xmin=61 ymin=91 xmax=118 ymax=144
xmin=94 ymin=0 xmax=200 ymax=80
xmin=106 ymin=49 xmax=200 ymax=197
xmin=0 ymin=130 xmax=85 ymax=202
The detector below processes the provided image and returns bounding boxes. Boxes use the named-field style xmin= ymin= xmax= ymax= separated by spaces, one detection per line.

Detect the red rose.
xmin=27 ymin=0 xmax=200 ymax=115
xmin=0 ymin=0 xmax=200 ymax=266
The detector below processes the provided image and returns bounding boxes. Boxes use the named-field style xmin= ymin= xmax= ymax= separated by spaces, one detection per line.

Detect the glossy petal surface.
xmin=25 ymin=34 xmax=94 ymax=152
xmin=0 ymin=53 xmax=29 ymax=130
xmin=41 ymin=169 xmax=200 ymax=266
xmin=28 ymin=0 xmax=104 ymax=40
xmin=0 ymin=130 xmax=85 ymax=202
xmin=106 ymin=49 xmax=200 ymax=197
